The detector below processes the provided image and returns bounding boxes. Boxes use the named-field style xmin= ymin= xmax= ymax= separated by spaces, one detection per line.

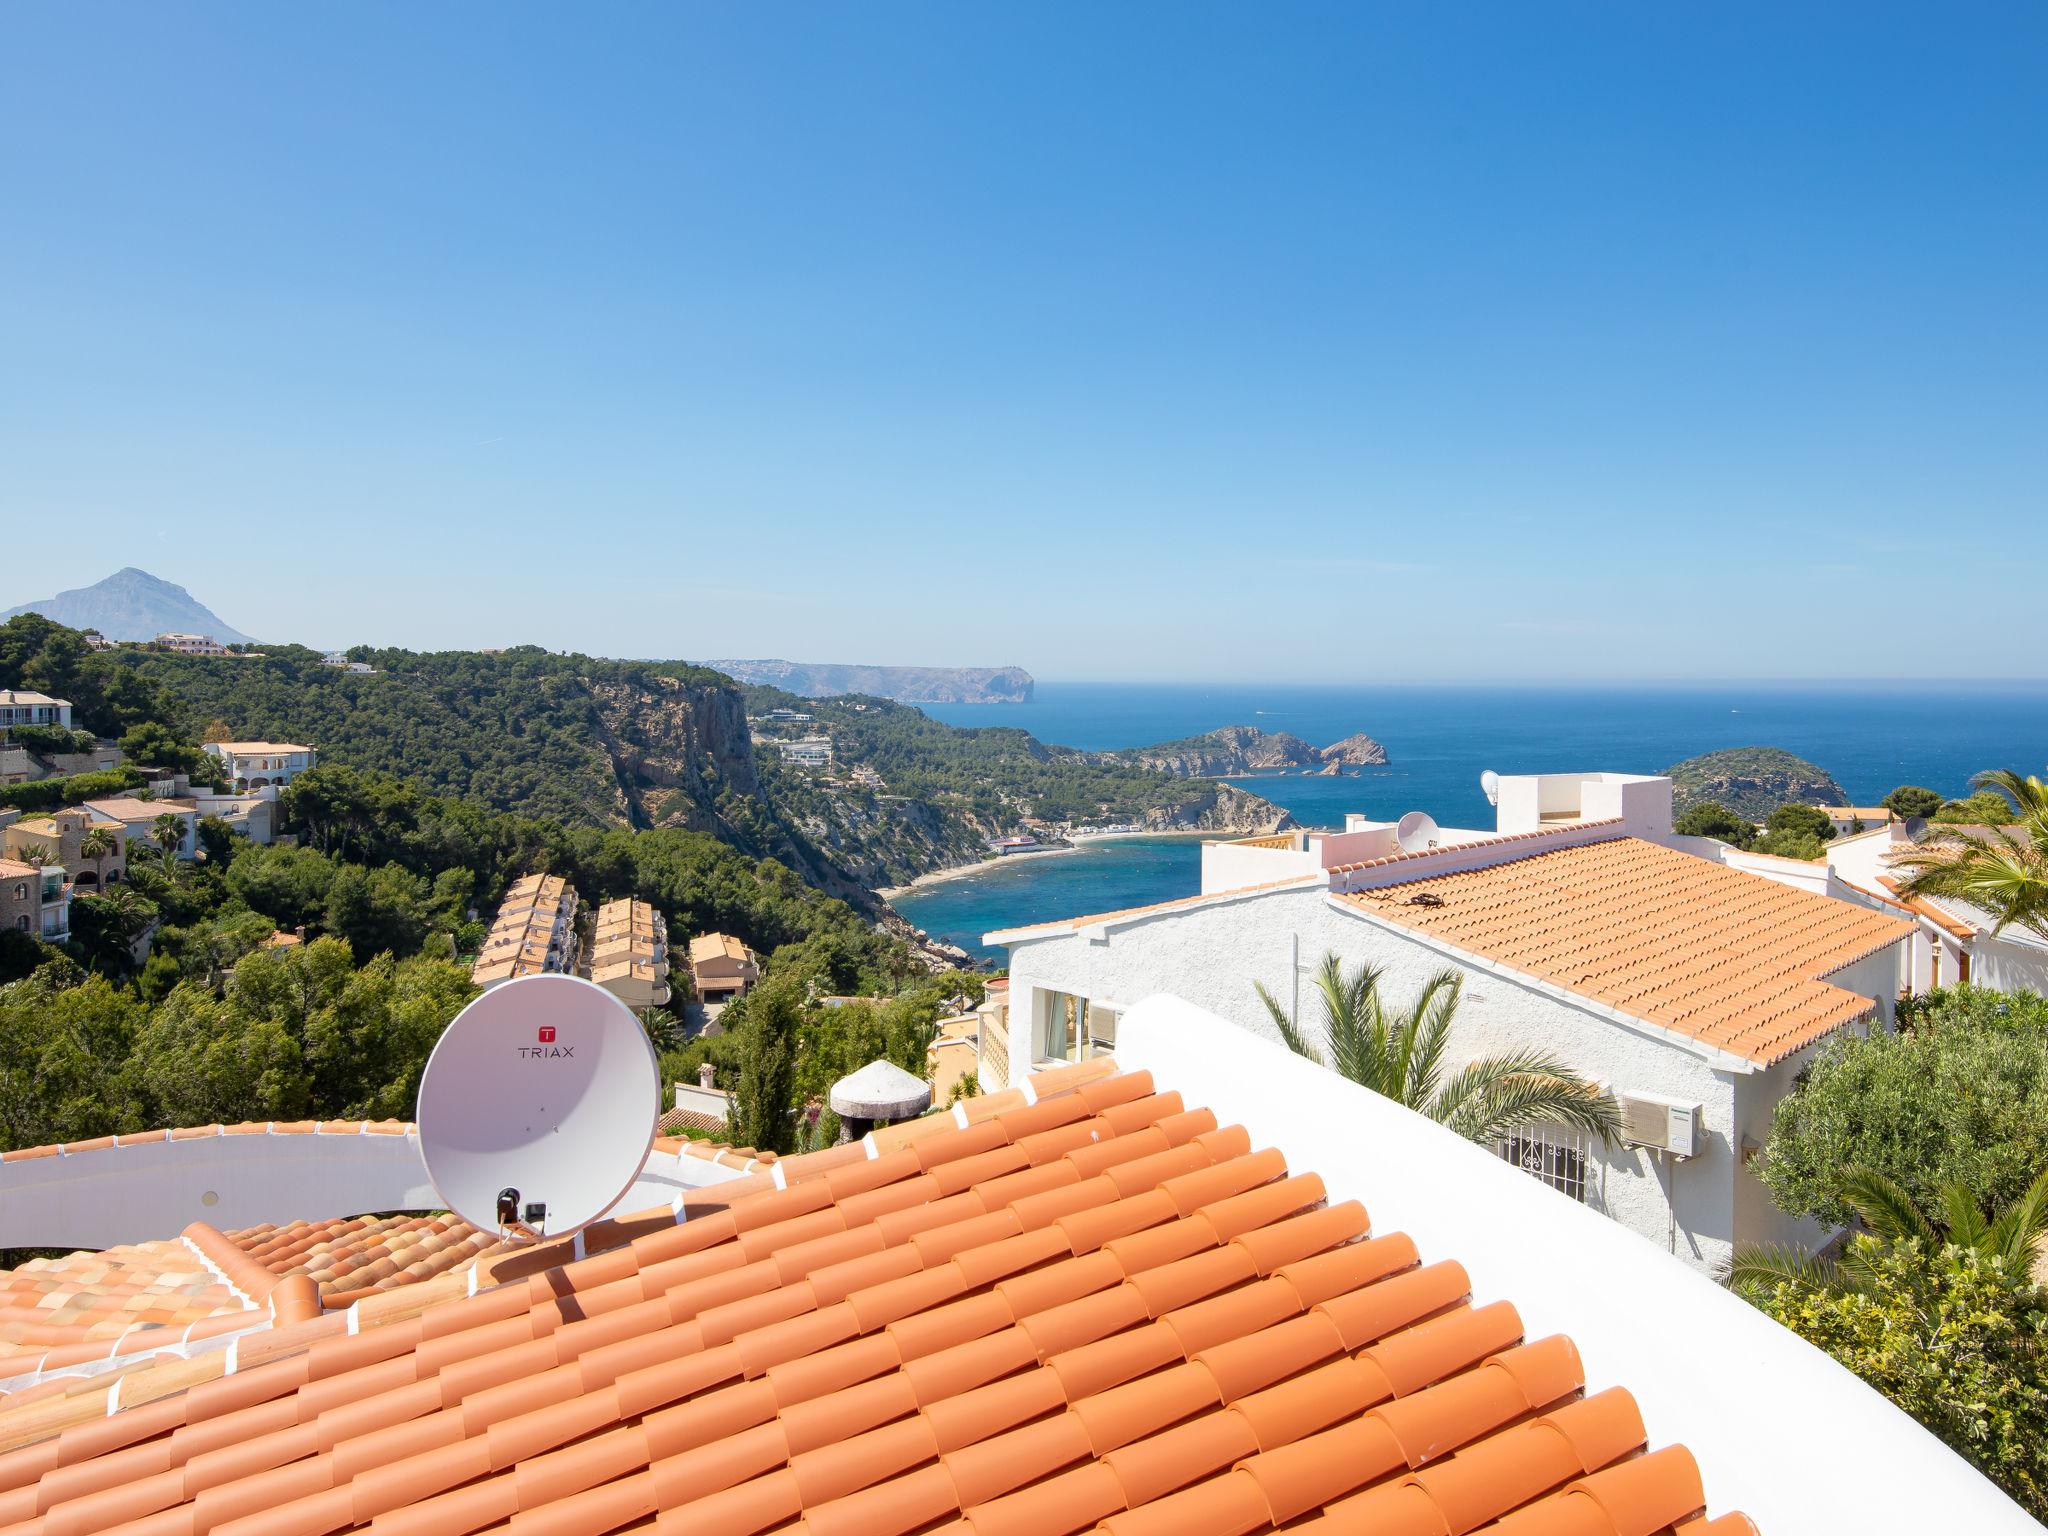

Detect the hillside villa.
xmin=154 ymin=631 xmax=231 ymax=655
xmin=80 ymin=794 xmax=199 ymax=861
xmin=0 ymin=689 xmax=73 ymax=731
xmin=0 ymin=805 xmax=127 ymax=889
xmin=687 ymin=930 xmax=759 ymax=1002
xmin=203 ymin=738 xmax=316 ymax=791
xmin=0 ymin=856 xmax=71 ymax=942
xmin=986 ymin=771 xmax=1916 ymax=1276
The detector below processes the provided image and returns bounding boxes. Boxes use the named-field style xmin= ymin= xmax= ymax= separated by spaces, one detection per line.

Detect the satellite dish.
xmin=417 ymin=974 xmax=658 ymax=1241
xmin=1901 ymin=815 xmax=1929 ymax=843
xmin=1395 ymin=810 xmax=1441 ymax=853
xmin=1479 ymin=769 xmax=1501 ymax=807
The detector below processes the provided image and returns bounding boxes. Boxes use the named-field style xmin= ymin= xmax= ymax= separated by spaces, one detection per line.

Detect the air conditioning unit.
xmin=1618 ymin=1090 xmax=1702 ymax=1158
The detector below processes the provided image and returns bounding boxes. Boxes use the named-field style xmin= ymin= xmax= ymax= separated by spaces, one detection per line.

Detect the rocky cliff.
xmin=1098 ymin=724 xmax=1389 ymax=776
xmin=1136 ymin=782 xmax=1299 ymax=834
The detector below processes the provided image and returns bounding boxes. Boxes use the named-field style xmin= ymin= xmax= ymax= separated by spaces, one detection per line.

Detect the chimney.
xmin=698 ymin=1062 xmax=716 ymax=1091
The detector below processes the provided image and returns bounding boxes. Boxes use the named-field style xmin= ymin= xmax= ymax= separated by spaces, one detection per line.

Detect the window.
xmin=1497 ymin=1124 xmax=1590 ymax=1203
xmin=1035 ymin=991 xmax=1120 ymax=1064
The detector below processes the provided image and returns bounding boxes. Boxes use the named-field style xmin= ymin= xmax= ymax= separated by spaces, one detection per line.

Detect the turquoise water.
xmin=899 ymin=837 xmax=1204 ymax=963
xmin=899 ymin=681 xmax=2048 ymax=962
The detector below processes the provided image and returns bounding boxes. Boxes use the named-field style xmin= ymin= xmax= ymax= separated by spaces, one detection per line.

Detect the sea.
xmin=895 ymin=681 xmax=2048 ymax=963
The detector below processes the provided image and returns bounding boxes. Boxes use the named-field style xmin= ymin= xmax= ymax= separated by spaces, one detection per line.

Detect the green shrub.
xmin=1673 ymin=801 xmax=1756 ymax=849
xmin=1766 ymin=802 xmax=1837 ymax=843
xmin=0 ymin=766 xmax=145 ymax=812
xmin=4 ymin=724 xmax=98 ymax=755
xmin=1762 ymin=987 xmax=2048 ymax=1226
xmin=1884 ymin=785 xmax=1946 ymax=819
xmin=1750 ymin=1245 xmax=2048 ymax=1520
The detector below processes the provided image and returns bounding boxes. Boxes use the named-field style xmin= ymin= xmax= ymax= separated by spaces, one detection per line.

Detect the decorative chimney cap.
xmin=829 ymin=1059 xmax=932 ymax=1123
xmin=698 ymin=1061 xmax=717 ymax=1090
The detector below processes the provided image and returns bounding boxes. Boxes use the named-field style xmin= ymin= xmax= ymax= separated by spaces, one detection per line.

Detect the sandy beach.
xmin=874 ymin=827 xmax=1233 ymax=902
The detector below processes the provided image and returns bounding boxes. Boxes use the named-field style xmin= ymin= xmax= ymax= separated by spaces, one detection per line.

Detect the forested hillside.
xmin=742 ymin=687 xmax=1293 ymax=883
xmin=6 ymin=617 xmax=1289 ymax=893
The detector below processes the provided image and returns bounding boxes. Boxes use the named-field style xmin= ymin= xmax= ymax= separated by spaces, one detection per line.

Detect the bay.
xmin=899 ymin=681 xmax=2048 ymax=962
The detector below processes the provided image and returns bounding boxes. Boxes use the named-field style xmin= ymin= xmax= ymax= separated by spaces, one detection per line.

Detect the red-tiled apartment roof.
xmin=1339 ymin=837 xmax=1914 ymax=1066
xmin=0 ymin=1061 xmax=1748 ymax=1535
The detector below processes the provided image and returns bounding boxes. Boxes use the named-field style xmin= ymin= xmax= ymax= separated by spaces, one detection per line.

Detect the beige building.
xmin=155 ymin=633 xmax=231 ymax=656
xmin=0 ymin=857 xmax=71 ymax=942
xmin=471 ymin=873 xmax=581 ymax=988
xmin=587 ymin=897 xmax=670 ymax=1009
xmin=204 ymin=741 xmax=316 ymax=792
xmin=1 ymin=808 xmax=126 ymax=891
xmin=687 ymin=932 xmax=758 ymax=1003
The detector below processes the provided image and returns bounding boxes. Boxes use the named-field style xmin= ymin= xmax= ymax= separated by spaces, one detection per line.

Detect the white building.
xmin=155 ymin=632 xmax=231 ymax=656
xmin=776 ymin=736 xmax=833 ymax=767
xmin=0 ymin=690 xmax=73 ymax=732
xmin=1822 ymin=819 xmax=2048 ymax=997
xmin=991 ymin=771 xmax=1914 ymax=1275
xmin=81 ymin=796 xmax=200 ymax=861
xmin=204 ymin=740 xmax=316 ymax=792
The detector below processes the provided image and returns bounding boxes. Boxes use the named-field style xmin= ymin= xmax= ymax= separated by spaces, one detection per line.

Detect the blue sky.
xmin=3 ymin=5 xmax=2043 ymax=681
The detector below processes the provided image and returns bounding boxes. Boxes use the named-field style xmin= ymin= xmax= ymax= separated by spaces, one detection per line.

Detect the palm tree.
xmin=1894 ymin=769 xmax=2048 ymax=941
xmin=1729 ymin=1163 xmax=2048 ymax=1294
xmin=1256 ymin=953 xmax=1620 ymax=1147
xmin=77 ymin=825 xmax=118 ymax=889
xmin=149 ymin=812 xmax=186 ymax=869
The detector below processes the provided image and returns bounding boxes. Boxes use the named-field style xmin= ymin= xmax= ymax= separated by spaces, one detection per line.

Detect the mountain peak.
xmin=0 ymin=568 xmax=254 ymax=644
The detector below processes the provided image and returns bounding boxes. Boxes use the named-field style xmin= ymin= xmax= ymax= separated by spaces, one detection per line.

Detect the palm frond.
xmin=1727 ymin=1243 xmax=1845 ymax=1294
xmin=1253 ymin=979 xmax=1323 ymax=1068
xmin=1317 ymin=953 xmax=1387 ymax=1093
xmin=1987 ymin=1167 xmax=2048 ymax=1271
xmin=1432 ymin=1047 xmax=1619 ymax=1146
xmin=1937 ymin=1184 xmax=1991 ymax=1251
xmin=1398 ymin=969 xmax=1463 ymax=1109
xmin=1837 ymin=1164 xmax=1937 ymax=1245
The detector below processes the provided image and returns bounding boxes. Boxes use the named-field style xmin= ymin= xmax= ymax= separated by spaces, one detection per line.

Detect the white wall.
xmin=1200 ymin=839 xmax=1318 ymax=893
xmin=1973 ymin=931 xmax=2048 ymax=996
xmin=1005 ymin=884 xmax=1753 ymax=1272
xmin=1112 ymin=995 xmax=2038 ymax=1536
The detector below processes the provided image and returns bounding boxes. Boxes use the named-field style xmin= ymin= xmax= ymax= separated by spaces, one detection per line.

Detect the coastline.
xmin=876 ymin=845 xmax=1083 ymax=901
xmin=876 ymin=827 xmax=1227 ymax=902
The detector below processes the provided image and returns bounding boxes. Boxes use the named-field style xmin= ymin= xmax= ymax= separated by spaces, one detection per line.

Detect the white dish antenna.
xmin=1395 ymin=810 xmax=1441 ymax=853
xmin=1479 ymin=769 xmax=1501 ymax=807
xmin=417 ymin=973 xmax=659 ymax=1242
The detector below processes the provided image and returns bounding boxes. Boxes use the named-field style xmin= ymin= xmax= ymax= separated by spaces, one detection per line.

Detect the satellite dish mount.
xmin=1395 ymin=810 xmax=1441 ymax=854
xmin=416 ymin=973 xmax=659 ymax=1243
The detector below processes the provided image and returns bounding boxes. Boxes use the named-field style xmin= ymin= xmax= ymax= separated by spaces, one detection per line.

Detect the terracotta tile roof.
xmin=658 ymin=1105 xmax=731 ymax=1137
xmin=1340 ymin=836 xmax=1914 ymax=1065
xmin=0 ymin=1240 xmax=245 ymax=1350
xmin=0 ymin=1062 xmax=1745 ymax=1535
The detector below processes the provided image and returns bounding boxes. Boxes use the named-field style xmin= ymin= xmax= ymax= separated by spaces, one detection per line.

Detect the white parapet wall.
xmin=0 ymin=1124 xmax=753 ymax=1251
xmin=1112 ymin=993 xmax=2037 ymax=1535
